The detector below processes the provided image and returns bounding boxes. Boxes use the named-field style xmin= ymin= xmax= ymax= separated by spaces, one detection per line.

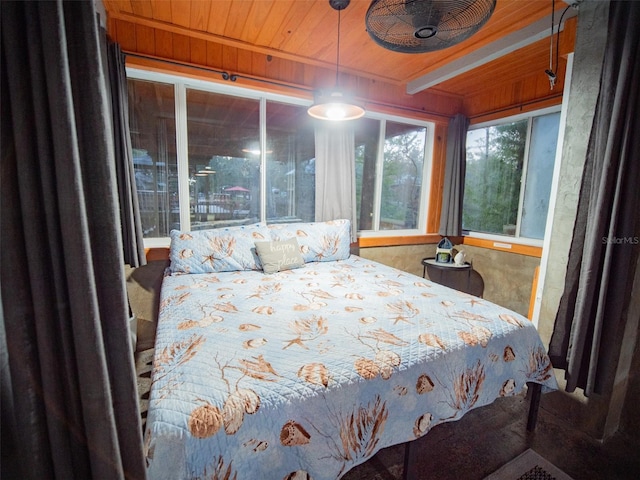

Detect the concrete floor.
xmin=342 ymin=391 xmax=640 ymax=480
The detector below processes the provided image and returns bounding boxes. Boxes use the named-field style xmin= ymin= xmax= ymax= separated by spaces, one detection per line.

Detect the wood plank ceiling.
xmin=104 ymin=0 xmax=576 ymax=116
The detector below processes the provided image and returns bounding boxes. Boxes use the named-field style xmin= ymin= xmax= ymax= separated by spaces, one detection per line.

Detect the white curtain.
xmin=314 ymin=125 xmax=357 ymax=242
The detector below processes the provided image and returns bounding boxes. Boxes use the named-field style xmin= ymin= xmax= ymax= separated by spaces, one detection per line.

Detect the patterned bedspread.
xmin=145 ymin=255 xmax=557 ymax=479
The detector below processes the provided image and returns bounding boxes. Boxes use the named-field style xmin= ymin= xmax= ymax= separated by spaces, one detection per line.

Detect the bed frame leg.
xmin=526 ymin=382 xmax=542 ymax=432
xmin=402 ymin=441 xmax=419 ymax=480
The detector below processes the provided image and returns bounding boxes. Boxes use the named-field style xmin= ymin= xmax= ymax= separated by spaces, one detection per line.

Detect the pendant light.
xmin=307 ymin=0 xmax=365 ymax=121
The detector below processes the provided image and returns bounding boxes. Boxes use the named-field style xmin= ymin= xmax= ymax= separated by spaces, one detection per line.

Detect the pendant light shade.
xmin=308 ymin=0 xmax=365 ymax=121
xmin=307 ymin=90 xmax=365 ymax=121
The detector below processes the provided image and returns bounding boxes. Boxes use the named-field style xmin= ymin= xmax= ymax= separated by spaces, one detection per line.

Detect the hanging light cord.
xmin=335 ymin=7 xmax=342 ymax=87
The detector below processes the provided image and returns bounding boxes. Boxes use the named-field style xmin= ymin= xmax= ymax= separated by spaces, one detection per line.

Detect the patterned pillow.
xmin=254 ymin=238 xmax=305 ymax=274
xmin=169 ymin=223 xmax=270 ymax=274
xmin=267 ymin=219 xmax=351 ymax=263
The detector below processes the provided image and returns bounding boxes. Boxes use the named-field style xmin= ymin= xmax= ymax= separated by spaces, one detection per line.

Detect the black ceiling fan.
xmin=365 ymin=0 xmax=497 ymax=53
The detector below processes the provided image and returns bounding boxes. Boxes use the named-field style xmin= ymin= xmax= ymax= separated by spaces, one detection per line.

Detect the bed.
xmin=144 ymin=219 xmax=558 ymax=480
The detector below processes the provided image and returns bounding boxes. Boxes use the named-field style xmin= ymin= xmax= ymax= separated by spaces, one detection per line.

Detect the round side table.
xmin=421 ymin=257 xmax=484 ymax=297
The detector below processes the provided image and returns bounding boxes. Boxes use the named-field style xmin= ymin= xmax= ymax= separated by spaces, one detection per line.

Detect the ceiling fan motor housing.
xmin=329 ymin=0 xmax=351 ymax=11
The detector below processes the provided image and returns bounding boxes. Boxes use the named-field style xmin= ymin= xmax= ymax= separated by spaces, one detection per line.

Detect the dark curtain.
xmin=1 ymin=1 xmax=146 ymax=479
xmin=439 ymin=113 xmax=469 ymax=236
xmin=549 ymin=0 xmax=640 ymax=396
xmin=105 ymin=38 xmax=146 ymax=268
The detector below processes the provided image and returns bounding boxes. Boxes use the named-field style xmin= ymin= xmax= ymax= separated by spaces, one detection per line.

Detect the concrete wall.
xmin=459 ymin=246 xmax=539 ymax=318
xmin=125 ymin=260 xmax=168 ymax=352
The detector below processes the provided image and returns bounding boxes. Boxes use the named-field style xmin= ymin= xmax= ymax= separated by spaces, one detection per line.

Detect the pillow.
xmin=267 ymin=219 xmax=351 ymax=263
xmin=169 ymin=223 xmax=270 ymax=274
xmin=254 ymin=238 xmax=305 ymax=274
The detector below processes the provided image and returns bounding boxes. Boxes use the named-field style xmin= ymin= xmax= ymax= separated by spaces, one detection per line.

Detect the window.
xmin=186 ymin=90 xmax=261 ymax=230
xmin=355 ymin=117 xmax=432 ymax=234
xmin=127 ymin=69 xmax=433 ymax=244
xmin=128 ymin=79 xmax=179 ymax=237
xmin=463 ymin=109 xmax=560 ymax=242
xmin=128 ymin=73 xmax=315 ymax=241
xmin=265 ymin=101 xmax=315 ymax=223
xmin=187 ymin=94 xmax=316 ymax=228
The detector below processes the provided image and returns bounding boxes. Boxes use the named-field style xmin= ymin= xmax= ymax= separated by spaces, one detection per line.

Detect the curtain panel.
xmin=314 ymin=124 xmax=358 ymax=242
xmin=105 ymin=37 xmax=146 ymax=268
xmin=548 ymin=0 xmax=640 ymax=396
xmin=439 ymin=114 xmax=469 ymax=237
xmin=1 ymin=1 xmax=146 ymax=478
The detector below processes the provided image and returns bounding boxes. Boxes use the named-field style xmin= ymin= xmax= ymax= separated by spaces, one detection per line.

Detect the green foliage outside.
xmin=355 ymin=125 xmax=426 ymax=230
xmin=463 ymin=120 xmax=527 ymax=235
xmin=381 ymin=129 xmax=424 ymax=228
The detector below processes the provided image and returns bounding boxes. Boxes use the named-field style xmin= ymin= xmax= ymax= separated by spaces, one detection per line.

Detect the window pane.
xmin=355 ymin=118 xmax=381 ymax=231
xmin=520 ymin=112 xmax=560 ymax=239
xmin=186 ymin=90 xmax=260 ymax=230
xmin=128 ymin=73 xmax=433 ymax=240
xmin=265 ymin=101 xmax=315 ymax=224
xmin=380 ymin=121 xmax=426 ymax=230
xmin=463 ymin=120 xmax=527 ymax=236
xmin=128 ymin=79 xmax=178 ymax=238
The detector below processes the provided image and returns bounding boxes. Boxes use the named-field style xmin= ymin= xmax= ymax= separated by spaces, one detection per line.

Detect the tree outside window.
xmin=463 ymin=111 xmax=560 ymax=241
xmin=356 ymin=119 xmax=429 ymax=233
